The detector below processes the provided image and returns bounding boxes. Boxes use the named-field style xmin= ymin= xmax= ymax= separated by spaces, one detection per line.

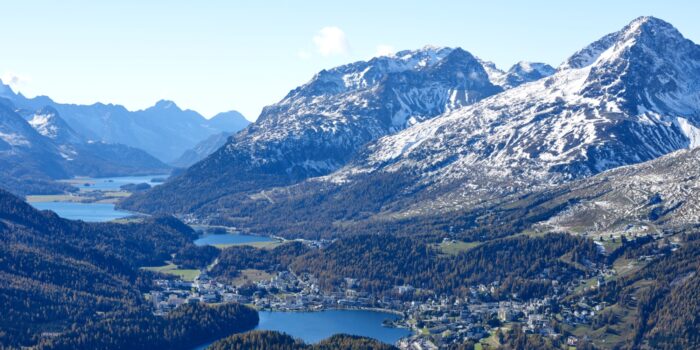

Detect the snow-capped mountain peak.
xmin=325 ymin=16 xmax=700 ymax=209
xmin=285 ymin=46 xmax=456 ymax=100
xmin=476 ymin=59 xmax=555 ymax=89
xmin=509 ymin=61 xmax=555 ymax=77
xmin=28 ymin=106 xmax=83 ymax=145
xmin=561 ymin=16 xmax=690 ymax=70
xmin=151 ymin=99 xmax=179 ymax=110
xmin=566 ymin=16 xmax=700 ymax=117
xmin=122 ymin=45 xmax=520 ymax=214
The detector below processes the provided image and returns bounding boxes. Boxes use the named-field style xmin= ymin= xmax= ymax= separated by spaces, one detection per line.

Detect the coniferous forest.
xmin=0 ymin=189 xmax=258 ymax=348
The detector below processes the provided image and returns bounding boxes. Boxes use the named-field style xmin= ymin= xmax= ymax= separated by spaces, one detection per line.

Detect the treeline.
xmin=0 ymin=189 xmax=257 ymax=348
xmin=39 ymin=303 xmax=258 ymax=350
xmin=210 ymin=233 xmax=602 ymax=300
xmin=208 ymin=330 xmax=397 ymax=350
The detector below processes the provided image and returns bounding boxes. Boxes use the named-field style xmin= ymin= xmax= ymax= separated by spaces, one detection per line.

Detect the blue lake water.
xmin=256 ymin=310 xmax=409 ymax=344
xmin=30 ymin=174 xmax=167 ymax=222
xmin=31 ymin=201 xmax=134 ymax=222
xmin=73 ymin=174 xmax=169 ymax=191
xmin=193 ymin=233 xmax=275 ymax=246
xmin=194 ymin=309 xmax=409 ymax=349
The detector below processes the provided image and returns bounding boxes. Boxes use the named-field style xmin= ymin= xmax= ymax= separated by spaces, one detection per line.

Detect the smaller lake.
xmin=31 ymin=202 xmax=134 ymax=222
xmin=29 ymin=174 xmax=168 ymax=222
xmin=256 ymin=310 xmax=410 ymax=344
xmin=193 ymin=233 xmax=275 ymax=246
xmin=193 ymin=309 xmax=410 ymax=349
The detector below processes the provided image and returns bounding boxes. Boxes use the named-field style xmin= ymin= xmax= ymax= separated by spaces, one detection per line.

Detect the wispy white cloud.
xmin=375 ymin=44 xmax=396 ymax=57
xmin=0 ymin=71 xmax=31 ymax=88
xmin=312 ymin=26 xmax=349 ymax=56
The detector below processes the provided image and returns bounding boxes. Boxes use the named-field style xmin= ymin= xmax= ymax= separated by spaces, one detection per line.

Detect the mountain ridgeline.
xmin=0 ymin=81 xmax=252 ymax=195
xmin=0 ymin=85 xmax=250 ymax=162
xmin=123 ymin=16 xmax=700 ymax=240
xmin=121 ymin=47 xmax=553 ymax=215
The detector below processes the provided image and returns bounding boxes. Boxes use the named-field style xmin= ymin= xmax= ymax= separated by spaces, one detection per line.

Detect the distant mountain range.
xmin=0 ymin=99 xmax=171 ymax=195
xmin=0 ymin=85 xmax=250 ymax=162
xmin=123 ymin=16 xmax=700 ymax=240
xmin=0 ymin=80 xmax=251 ymax=195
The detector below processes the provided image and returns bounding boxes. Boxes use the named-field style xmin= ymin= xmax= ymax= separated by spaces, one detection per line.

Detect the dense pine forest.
xmin=0 ymin=189 xmax=258 ymax=348
xmin=209 ymin=233 xmax=602 ymax=300
xmin=39 ymin=303 xmax=258 ymax=350
xmin=208 ymin=330 xmax=398 ymax=350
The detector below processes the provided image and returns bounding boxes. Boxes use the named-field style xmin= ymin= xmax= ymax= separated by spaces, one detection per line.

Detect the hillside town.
xmin=144 ymin=246 xmax=633 ymax=349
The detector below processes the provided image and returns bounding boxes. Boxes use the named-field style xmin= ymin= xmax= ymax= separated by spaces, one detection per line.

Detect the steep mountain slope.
xmin=26 ymin=106 xmax=83 ymax=145
xmin=0 ymin=84 xmax=249 ymax=161
xmin=23 ymin=106 xmax=170 ymax=176
xmin=170 ymin=131 xmax=233 ymax=168
xmin=123 ymin=47 xmax=534 ymax=214
xmin=136 ymin=16 xmax=700 ymax=238
xmin=0 ymin=102 xmax=74 ymax=194
xmin=225 ymin=46 xmax=501 ymax=177
xmin=171 ymin=111 xmax=250 ymax=167
xmin=0 ymin=189 xmax=190 ymax=346
xmin=303 ymin=16 xmax=700 ymax=219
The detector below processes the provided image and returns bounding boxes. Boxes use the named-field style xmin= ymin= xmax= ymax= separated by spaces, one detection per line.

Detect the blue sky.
xmin=1 ymin=0 xmax=698 ymax=120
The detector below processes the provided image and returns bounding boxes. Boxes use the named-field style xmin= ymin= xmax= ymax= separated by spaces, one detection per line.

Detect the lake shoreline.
xmin=191 ymin=308 xmax=411 ymax=350
xmin=259 ymin=305 xmax=405 ymax=317
xmin=26 ymin=174 xmax=169 ymax=222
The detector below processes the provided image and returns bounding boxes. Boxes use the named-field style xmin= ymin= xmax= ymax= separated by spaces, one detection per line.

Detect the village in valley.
xmin=142 ymin=235 xmax=666 ymax=349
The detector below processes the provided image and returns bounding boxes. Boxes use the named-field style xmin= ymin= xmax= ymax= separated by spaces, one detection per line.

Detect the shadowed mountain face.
xmin=0 ymin=85 xmax=250 ymax=162
xmin=122 ymin=46 xmax=552 ymax=214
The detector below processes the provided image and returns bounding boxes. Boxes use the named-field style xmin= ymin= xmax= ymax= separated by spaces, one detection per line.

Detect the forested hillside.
xmin=0 ymin=189 xmax=257 ymax=348
xmin=210 ymin=234 xmax=602 ymax=300
xmin=209 ymin=330 xmax=398 ymax=350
